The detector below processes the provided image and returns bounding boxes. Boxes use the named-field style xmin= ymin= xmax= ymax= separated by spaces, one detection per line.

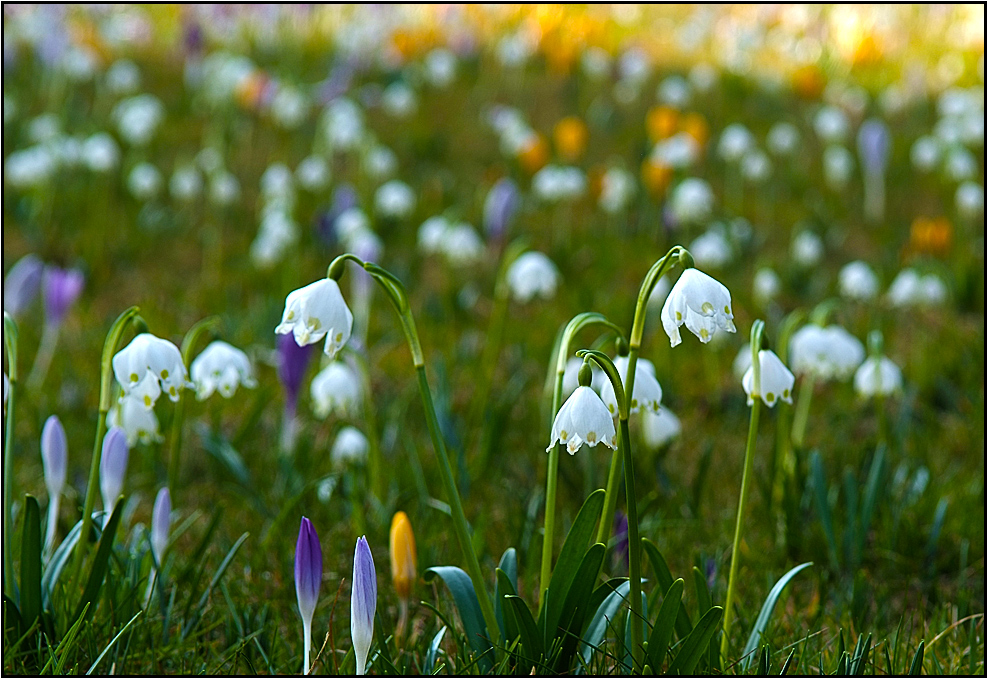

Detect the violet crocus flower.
xmin=3 ymin=254 xmax=44 ymax=317
xmin=42 ymin=266 xmax=84 ymax=327
xmin=145 ymin=486 xmax=172 ymax=607
xmin=351 ymin=536 xmax=377 ymax=676
xmin=857 ymin=118 xmax=891 ymax=223
xmin=41 ymin=415 xmax=67 ymax=554
xmin=613 ymin=510 xmax=629 ymax=572
xmin=482 ymin=177 xmax=519 ymax=243
xmin=278 ymin=333 xmax=314 ymax=454
xmin=99 ymin=427 xmax=129 ymax=524
xmin=295 ymin=517 xmax=322 ymax=675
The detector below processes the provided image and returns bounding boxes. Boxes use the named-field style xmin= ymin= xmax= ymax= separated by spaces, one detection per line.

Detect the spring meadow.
xmin=2 ymin=4 xmax=985 ymax=676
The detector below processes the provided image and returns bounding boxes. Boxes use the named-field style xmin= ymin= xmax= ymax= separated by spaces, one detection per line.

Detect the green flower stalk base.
xmin=3 ymin=313 xmax=18 ymax=597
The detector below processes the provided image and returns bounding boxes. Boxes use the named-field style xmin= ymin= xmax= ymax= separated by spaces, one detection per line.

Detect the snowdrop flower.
xmin=506 ymin=252 xmax=560 ymax=303
xmin=363 ymin=145 xmax=397 ymax=180
xmin=295 ymin=517 xmax=322 ymax=676
xmin=641 ymin=408 xmax=681 ymax=449
xmin=441 ymin=223 xmax=484 ymax=266
xmin=887 ymin=269 xmax=948 ymax=307
xmin=209 ymin=171 xmax=240 ymax=206
xmin=295 ymin=156 xmax=329 ymax=192
xmin=944 ymin=147 xmax=976 ymax=182
xmin=28 ymin=114 xmax=61 ymax=143
xmin=814 ymin=106 xmax=850 ymax=144
xmin=668 ymin=178 xmax=714 ymax=225
xmin=381 ymin=82 xmax=417 ymax=118
xmin=113 ymin=333 xmax=191 ymax=405
xmin=548 ymin=381 xmax=617 ymax=455
xmin=81 ymin=133 xmax=120 ymax=173
xmin=823 ymin=145 xmax=854 ymax=190
xmin=689 ymin=229 xmax=732 ymax=269
xmin=956 ymin=181 xmax=984 ymax=219
xmin=276 ymin=278 xmax=353 ymax=359
xmin=791 ymin=230 xmax=824 ymax=267
xmin=910 ymin=136 xmax=942 ymax=173
xmin=657 ymin=75 xmax=691 ymax=108
xmin=251 ymin=211 xmax=299 ymax=268
xmin=789 ymin=325 xmax=864 ymax=381
xmin=4 ymin=254 xmax=44 ymax=316
xmin=562 ymin=357 xmax=605 ymax=396
xmin=61 ymin=47 xmax=97 ymax=82
xmin=600 ymin=356 xmax=662 ymax=415
xmin=741 ymin=148 xmax=772 ymax=183
xmin=767 ymin=122 xmax=800 ymax=156
xmin=688 ymin=63 xmax=718 ymax=92
xmin=270 ymin=86 xmax=309 ymax=129
xmin=839 ymin=261 xmax=880 ymax=301
xmin=261 ymin=162 xmax=295 ymax=202
xmin=113 ymin=94 xmax=165 ymax=146
xmin=718 ymin=123 xmax=754 ymax=163
xmin=5 ymin=146 xmax=57 ymax=188
xmin=351 ymin=536 xmax=377 ymax=676
xmin=742 ymin=349 xmax=795 ymax=407
xmin=310 ymin=361 xmax=362 ymax=419
xmin=41 ymin=415 xmax=67 ymax=553
xmin=190 ymin=341 xmax=256 ymax=400
xmin=753 ymin=267 xmax=781 ymax=306
xmin=483 ymin=178 xmax=519 ymax=240
xmin=661 ymin=268 xmax=736 ymax=347
xmin=127 ymin=162 xmax=162 ymax=200
xmin=99 ymin=427 xmax=129 ymax=520
xmin=106 ymin=59 xmax=141 ymax=95
xmin=322 ymin=98 xmax=365 ymax=151
xmin=919 ymin=275 xmax=948 ymax=305
xmin=374 ymin=180 xmax=415 ymax=219
xmin=651 ymin=133 xmax=700 ymax=168
xmin=332 ymin=426 xmax=369 ymax=467
xmin=417 ymin=216 xmax=450 ymax=255
xmin=107 ymin=395 xmax=162 ymax=446
xmin=336 ymin=208 xmax=371 ymax=244
xmin=854 ymin=356 xmax=903 ymax=398
xmin=424 ymin=48 xmax=457 ymax=88
xmin=599 ymin=167 xmax=636 ymax=213
xmin=170 ymin=165 xmax=203 ymax=201
xmin=532 ymin=165 xmax=586 ymax=202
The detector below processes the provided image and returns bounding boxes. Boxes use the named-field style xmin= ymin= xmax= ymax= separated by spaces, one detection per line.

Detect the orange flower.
xmin=646 ymin=106 xmax=679 ymax=143
xmin=641 ymin=159 xmax=673 ymax=197
xmin=236 ymin=71 xmax=269 ymax=110
xmin=518 ymin=133 xmax=550 ymax=174
xmin=909 ymin=216 xmax=953 ymax=257
xmin=554 ymin=117 xmax=588 ymax=162
xmin=390 ymin=511 xmax=417 ymax=600
xmin=679 ymin=113 xmax=709 ymax=148
xmin=853 ymin=34 xmax=883 ymax=67
xmin=793 ymin=65 xmax=826 ymax=100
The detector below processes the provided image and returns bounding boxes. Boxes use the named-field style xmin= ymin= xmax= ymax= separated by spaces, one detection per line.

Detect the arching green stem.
xmin=722 ymin=319 xmax=765 ymax=660
xmin=771 ymin=309 xmax=805 ymax=513
xmin=540 ymin=313 xmax=624 ymax=607
xmin=70 ymin=307 xmax=143 ymax=588
xmin=329 ymin=255 xmax=500 ymax=646
xmin=3 ymin=313 xmax=18 ymax=597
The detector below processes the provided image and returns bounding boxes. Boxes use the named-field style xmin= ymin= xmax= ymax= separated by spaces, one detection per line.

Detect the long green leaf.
xmin=851 ymin=633 xmax=872 ymax=676
xmin=42 ymin=518 xmax=84 ymax=609
xmin=73 ymin=498 xmax=125 ymax=622
xmin=860 ymin=445 xmax=886 ymax=538
xmin=541 ymin=489 xmax=604 ymax=641
xmin=494 ymin=548 xmax=517 ymax=641
xmin=503 ymin=595 xmax=543 ymax=666
xmin=424 ymin=566 xmax=493 ymax=671
xmin=641 ymin=538 xmax=693 ymax=638
xmin=86 ymin=609 xmax=143 ymax=674
xmin=809 ymin=452 xmax=840 ymax=570
xmin=668 ymin=606 xmax=724 ymax=675
xmin=692 ymin=566 xmax=711 ymax=619
xmin=741 ymin=562 xmax=813 ymax=669
xmin=424 ymin=626 xmax=446 ymax=674
xmin=495 ymin=569 xmax=521 ymax=653
xmin=646 ymin=578 xmax=684 ymax=672
xmin=908 ymin=641 xmax=924 ymax=676
xmin=553 ymin=543 xmax=605 ymax=672
xmin=578 ymin=580 xmax=631 ymax=671
xmin=19 ymin=495 xmax=42 ymax=627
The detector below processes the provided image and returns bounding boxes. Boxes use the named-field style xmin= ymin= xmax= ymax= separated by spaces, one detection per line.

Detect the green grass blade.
xmin=181 ymin=532 xmax=249 ymax=639
xmin=42 ymin=518 xmax=83 ymax=609
xmin=641 ymin=538 xmax=693 ymax=638
xmin=692 ymin=566 xmax=711 ymax=619
xmin=809 ymin=452 xmax=840 ymax=570
xmin=909 ymin=641 xmax=924 ymax=676
xmin=424 ymin=626 xmax=446 ymax=674
xmin=579 ymin=580 xmax=630 ymax=669
xmin=780 ymin=648 xmax=796 ymax=675
xmin=495 ymin=569 xmax=521 ymax=651
xmin=73 ymin=497 xmax=125 ymax=623
xmin=19 ymin=495 xmax=42 ymax=627
xmin=86 ymin=609 xmax=142 ymax=675
xmin=424 ymin=565 xmax=493 ymax=671
xmin=645 ymin=577 xmax=684 ymax=672
xmin=742 ymin=562 xmax=813 ymax=669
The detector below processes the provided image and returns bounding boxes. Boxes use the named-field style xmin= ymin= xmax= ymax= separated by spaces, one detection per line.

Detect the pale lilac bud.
xmin=99 ymin=426 xmax=129 ymax=517
xmin=277 ymin=333 xmax=314 ymax=414
xmin=351 ymin=536 xmax=377 ymax=675
xmin=857 ymin=118 xmax=890 ymax=176
xmin=42 ymin=266 xmax=84 ymax=326
xmin=41 ymin=415 xmax=67 ymax=498
xmin=151 ymin=487 xmax=171 ymax=565
xmin=295 ymin=516 xmax=322 ymax=675
xmin=483 ymin=178 xmax=519 ymax=242
xmin=3 ymin=254 xmax=44 ymax=316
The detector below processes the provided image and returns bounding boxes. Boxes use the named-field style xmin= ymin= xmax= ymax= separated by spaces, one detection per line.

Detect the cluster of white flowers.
xmin=190 ymin=341 xmax=256 ymax=400
xmin=486 ymin=106 xmax=539 ymax=157
xmin=532 ymin=165 xmax=586 ymax=203
xmin=374 ymin=180 xmax=416 ymax=219
xmin=113 ymin=94 xmax=165 ymax=146
xmin=598 ymin=167 xmax=636 ymax=213
xmin=789 ymin=324 xmax=864 ymax=381
xmin=251 ymin=163 xmax=298 ymax=268
xmin=651 ymin=133 xmax=701 ymax=169
xmin=838 ymin=261 xmax=880 ymax=301
xmin=505 ymin=252 xmax=560 ymax=304
xmin=417 ymin=216 xmax=485 ymax=266
xmin=886 ymin=269 xmax=948 ymax=308
xmin=668 ymin=178 xmax=714 ymax=225
xmin=321 ymin=98 xmax=366 ymax=152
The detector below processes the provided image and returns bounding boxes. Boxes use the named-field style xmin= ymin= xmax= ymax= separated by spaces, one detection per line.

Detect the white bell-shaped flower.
xmin=753 ymin=268 xmax=781 ymax=306
xmin=506 ymin=252 xmax=560 ymax=303
xmin=742 ymin=349 xmax=795 ymax=407
xmin=641 ymin=407 xmax=681 ymax=449
xmin=661 ymin=268 xmax=736 ymax=347
xmin=839 ymin=261 xmax=880 ymax=301
xmin=112 ymin=333 xmax=191 ymax=405
xmin=107 ymin=396 xmax=163 ymax=446
xmin=190 ymin=341 xmax=257 ymax=400
xmin=562 ymin=357 xmax=605 ymax=396
xmin=600 ymin=357 xmax=663 ymax=415
xmin=854 ymin=356 xmax=903 ymax=398
xmin=310 ymin=362 xmax=362 ymax=419
xmin=331 ymin=426 xmax=369 ymax=467
xmin=789 ymin=325 xmax=864 ymax=381
xmin=547 ymin=386 xmax=617 ymax=455
xmin=276 ymin=278 xmax=354 ymax=359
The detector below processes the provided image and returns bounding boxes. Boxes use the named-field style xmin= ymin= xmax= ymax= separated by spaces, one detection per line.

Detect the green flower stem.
xmin=26 ymin=321 xmax=60 ymax=392
xmin=351 ymin=352 xmax=384 ymax=502
xmin=169 ymin=317 xmax=221 ymax=499
xmin=3 ymin=313 xmax=18 ymax=597
xmin=791 ymin=374 xmax=815 ymax=450
xmin=771 ymin=310 xmax=804 ymax=514
xmin=540 ymin=314 xmax=624 ymax=607
xmin=596 ymin=446 xmax=622 ymax=546
xmin=329 ymin=254 xmax=500 ymax=646
xmin=69 ymin=307 xmax=142 ymax=589
xmin=721 ymin=320 xmax=765 ymax=661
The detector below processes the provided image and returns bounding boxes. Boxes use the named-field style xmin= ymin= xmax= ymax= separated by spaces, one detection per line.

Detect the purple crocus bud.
xmin=42 ymin=266 xmax=84 ymax=327
xmin=151 ymin=487 xmax=171 ymax=566
xmin=295 ymin=517 xmax=322 ymax=675
xmin=351 ymin=536 xmax=377 ymax=676
xmin=99 ymin=426 xmax=129 ymax=519
xmin=613 ymin=510 xmax=629 ymax=571
xmin=483 ymin=178 xmax=519 ymax=242
xmin=857 ymin=118 xmax=890 ymax=176
xmin=277 ymin=333 xmax=314 ymax=414
xmin=41 ymin=415 xmax=68 ymax=498
xmin=3 ymin=254 xmax=44 ymax=316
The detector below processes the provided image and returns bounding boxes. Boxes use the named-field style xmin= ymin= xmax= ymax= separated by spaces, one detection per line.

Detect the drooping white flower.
xmin=944 ymin=147 xmax=975 ymax=182
xmin=789 ymin=325 xmax=864 ymax=381
xmin=310 ymin=361 xmax=362 ymax=419
xmin=261 ymin=162 xmax=295 ymax=202
xmin=331 ymin=426 xmax=369 ymax=466
xmin=107 ymin=396 xmax=163 ymax=447
xmin=374 ymin=180 xmax=415 ymax=219
xmin=547 ymin=386 xmax=617 ymax=454
xmin=81 ymin=133 xmax=120 ymax=172
xmin=767 ymin=122 xmax=800 ymax=156
xmin=791 ymin=230 xmax=824 ymax=267
xmin=741 ymin=149 xmax=772 ymax=183
xmin=113 ymin=94 xmax=164 ymax=146
xmin=4 ymin=145 xmax=57 ymax=188
xmin=112 ymin=333 xmax=191 ymax=405
xmin=506 ymin=252 xmax=560 ymax=303
xmin=363 ymin=145 xmax=397 ymax=180
xmin=276 ymin=278 xmax=354 ymax=359
xmin=718 ymin=123 xmax=754 ymax=163
xmin=814 ymin=106 xmax=850 ymax=143
xmin=753 ymin=267 xmax=781 ymax=306
xmin=742 ymin=349 xmax=795 ymax=407
xmin=641 ymin=407 xmax=681 ymax=449
xmin=127 ymin=162 xmax=163 ymax=200
xmin=425 ymin=48 xmax=457 ymax=88
xmin=886 ymin=269 xmax=949 ymax=308
xmin=598 ymin=167 xmax=636 ymax=213
xmin=532 ymin=165 xmax=586 ymax=202
xmin=440 ymin=223 xmax=484 ymax=266
xmin=600 ymin=356 xmax=663 ymax=415
xmin=854 ymin=356 xmax=903 ymax=398
xmin=106 ymin=59 xmax=141 ymax=95
xmin=170 ymin=165 xmax=203 ymax=201
xmin=651 ymin=133 xmax=700 ymax=168
xmin=190 ymin=341 xmax=256 ymax=400
xmin=296 ymin=156 xmax=330 ymax=192
xmin=839 ymin=261 xmax=880 ymax=301
xmin=823 ymin=145 xmax=855 ymax=190
xmin=270 ymin=86 xmax=309 ymax=130
xmin=910 ymin=136 xmax=941 ymax=172
xmin=956 ymin=181 xmax=984 ymax=219
xmin=689 ymin=229 xmax=733 ymax=269
xmin=661 ymin=268 xmax=736 ymax=347
xmin=562 ymin=357 xmax=605 ymax=396
xmin=336 ymin=208 xmax=371 ymax=244
xmin=209 ymin=171 xmax=241 ymax=206
xmin=381 ymin=82 xmax=417 ymax=118
xmin=322 ymin=97 xmax=365 ymax=151
xmin=657 ymin=75 xmax=691 ymax=108
xmin=668 ymin=178 xmax=714 ymax=225
xmin=417 ymin=216 xmax=450 ymax=255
